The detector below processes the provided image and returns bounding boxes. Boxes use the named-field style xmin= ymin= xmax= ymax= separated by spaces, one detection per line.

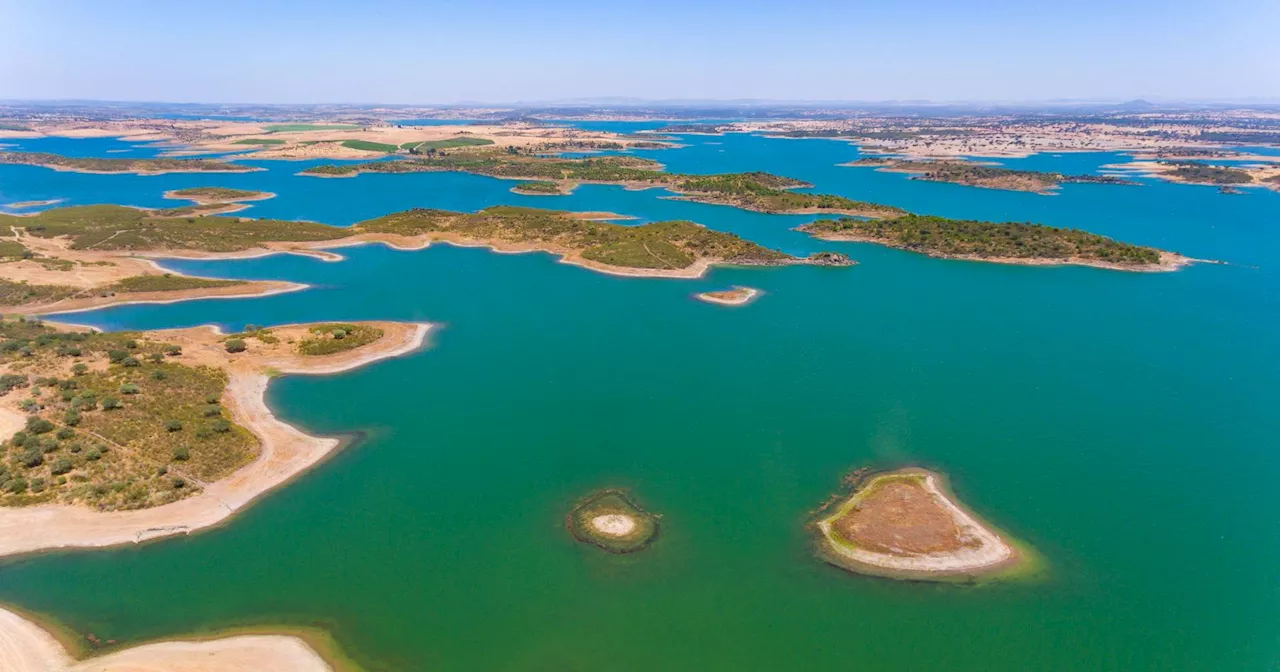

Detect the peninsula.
xmin=0 ymin=205 xmax=849 ymax=302
xmin=0 ymin=152 xmax=261 ymax=175
xmin=798 ymin=214 xmax=1188 ymax=271
xmin=845 ymin=158 xmax=1138 ymax=193
xmin=813 ymin=468 xmax=1032 ymax=581
xmin=0 ymin=606 xmax=336 ymax=672
xmin=301 ymin=152 xmax=907 ymax=217
xmin=0 ymin=317 xmax=430 ymax=558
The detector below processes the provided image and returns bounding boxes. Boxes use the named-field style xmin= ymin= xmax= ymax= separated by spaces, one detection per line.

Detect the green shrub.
xmin=121 ymin=356 xmax=140 ymax=367
xmin=50 ymin=458 xmax=73 ymax=475
xmin=172 ymin=445 xmax=190 ymax=461
xmin=225 ymin=338 xmax=246 ymax=353
xmin=101 ymin=396 xmax=123 ymax=410
xmin=151 ymin=369 xmax=167 ymax=380
xmin=71 ymin=363 xmax=88 ymax=376
xmin=25 ymin=416 xmax=54 ymax=434
xmin=55 ymin=427 xmax=73 ymax=440
xmin=120 ymin=383 xmax=141 ymax=395
xmin=165 ymin=419 xmax=183 ymax=432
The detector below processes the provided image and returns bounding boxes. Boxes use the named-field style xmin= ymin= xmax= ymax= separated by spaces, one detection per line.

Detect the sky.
xmin=1 ymin=0 xmax=1277 ymax=105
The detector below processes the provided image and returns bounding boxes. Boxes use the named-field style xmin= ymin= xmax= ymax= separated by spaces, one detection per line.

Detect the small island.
xmin=566 ymin=489 xmax=660 ymax=553
xmin=813 ymin=468 xmax=1035 ymax=581
xmin=511 ymin=181 xmax=570 ymax=196
xmin=695 ymin=286 xmax=761 ymax=306
xmin=157 ymin=187 xmax=275 ymax=217
xmin=798 ymin=214 xmax=1188 ymax=271
xmin=845 ymin=158 xmax=1137 ymax=193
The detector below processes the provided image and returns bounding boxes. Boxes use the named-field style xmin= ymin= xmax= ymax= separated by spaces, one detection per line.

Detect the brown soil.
xmin=832 ymin=480 xmax=964 ymax=554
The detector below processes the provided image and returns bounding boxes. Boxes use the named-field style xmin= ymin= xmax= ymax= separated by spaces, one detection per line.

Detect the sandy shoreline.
xmin=0 ymin=321 xmax=430 ymax=559
xmin=0 ymin=607 xmax=332 ymax=672
xmin=695 ymin=286 xmax=761 ymax=306
xmin=816 ymin=469 xmax=1021 ymax=578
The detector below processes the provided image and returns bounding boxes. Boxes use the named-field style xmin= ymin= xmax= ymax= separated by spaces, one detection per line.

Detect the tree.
xmin=225 ymin=339 xmax=247 ymax=353
xmin=25 ymin=416 xmax=54 ymax=435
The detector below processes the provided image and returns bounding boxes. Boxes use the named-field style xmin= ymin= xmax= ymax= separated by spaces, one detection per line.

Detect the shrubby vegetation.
xmin=302 ymin=151 xmax=904 ymax=215
xmin=169 ymin=187 xmax=265 ymax=201
xmin=1162 ymin=162 xmax=1254 ymax=184
xmin=0 ymin=318 xmax=256 ymax=509
xmin=297 ymin=324 xmax=385 ymax=356
xmin=0 ymin=204 xmax=349 ymax=252
xmin=106 ymin=274 xmax=248 ymax=294
xmin=800 ymin=214 xmax=1163 ymax=265
xmin=0 ymin=151 xmax=257 ymax=174
xmin=359 ymin=206 xmax=792 ymax=270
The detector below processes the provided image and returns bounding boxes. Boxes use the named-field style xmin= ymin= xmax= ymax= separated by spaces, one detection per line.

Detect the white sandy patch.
xmin=590 ymin=514 xmax=637 ymax=537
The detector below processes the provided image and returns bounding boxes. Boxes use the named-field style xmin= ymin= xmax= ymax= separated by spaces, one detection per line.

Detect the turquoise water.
xmin=0 ymin=133 xmax=1276 ymax=670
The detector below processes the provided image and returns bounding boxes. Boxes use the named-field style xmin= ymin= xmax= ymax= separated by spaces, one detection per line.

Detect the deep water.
xmin=0 ymin=132 xmax=1276 ymax=671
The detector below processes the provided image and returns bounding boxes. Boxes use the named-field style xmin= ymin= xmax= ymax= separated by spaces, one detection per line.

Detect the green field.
xmin=339 ymin=140 xmax=400 ymax=153
xmin=405 ymin=137 xmax=495 ymax=153
xmin=231 ymin=138 xmax=286 ymax=145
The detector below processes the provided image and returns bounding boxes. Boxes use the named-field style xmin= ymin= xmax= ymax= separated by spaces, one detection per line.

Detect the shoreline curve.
xmin=0 ymin=321 xmax=431 ymax=560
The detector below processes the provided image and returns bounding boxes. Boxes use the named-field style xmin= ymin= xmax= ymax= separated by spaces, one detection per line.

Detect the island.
xmin=1105 ymin=159 xmax=1280 ymax=191
xmin=0 ymin=152 xmax=261 ymax=175
xmin=0 ymin=317 xmax=430 ymax=557
xmin=0 ymin=204 xmax=855 ymax=313
xmin=511 ymin=181 xmax=570 ymax=195
xmin=301 ymin=152 xmax=908 ymax=217
xmin=695 ymin=286 xmax=761 ymax=306
xmin=157 ymin=187 xmax=275 ymax=217
xmin=798 ymin=214 xmax=1188 ymax=271
xmin=566 ymin=489 xmax=660 ymax=553
xmin=844 ymin=158 xmax=1137 ymax=193
xmin=812 ymin=467 xmax=1035 ymax=581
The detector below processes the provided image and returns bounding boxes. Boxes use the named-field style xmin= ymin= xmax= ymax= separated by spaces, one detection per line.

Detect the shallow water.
xmin=0 ymin=132 xmax=1276 ymax=671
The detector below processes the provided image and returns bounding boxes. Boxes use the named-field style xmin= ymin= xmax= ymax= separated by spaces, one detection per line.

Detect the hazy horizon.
xmin=2 ymin=0 xmax=1277 ymax=105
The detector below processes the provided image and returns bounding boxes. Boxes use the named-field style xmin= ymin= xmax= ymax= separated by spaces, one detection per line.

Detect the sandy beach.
xmin=0 ymin=607 xmax=332 ymax=672
xmin=0 ymin=321 xmax=430 ymax=559
xmin=695 ymin=286 xmax=761 ymax=306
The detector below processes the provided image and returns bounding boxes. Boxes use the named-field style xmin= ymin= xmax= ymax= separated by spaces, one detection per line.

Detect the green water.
xmin=0 ymin=133 xmax=1277 ymax=670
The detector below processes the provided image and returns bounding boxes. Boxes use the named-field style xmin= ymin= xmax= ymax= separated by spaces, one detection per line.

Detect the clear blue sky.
xmin=1 ymin=0 xmax=1276 ymax=104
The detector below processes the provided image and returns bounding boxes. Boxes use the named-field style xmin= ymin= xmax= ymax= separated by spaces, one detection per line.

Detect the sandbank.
xmin=0 ymin=607 xmax=332 ymax=672
xmin=0 ymin=321 xmax=430 ymax=559
xmin=814 ymin=468 xmax=1033 ymax=581
xmin=695 ymin=286 xmax=761 ymax=306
